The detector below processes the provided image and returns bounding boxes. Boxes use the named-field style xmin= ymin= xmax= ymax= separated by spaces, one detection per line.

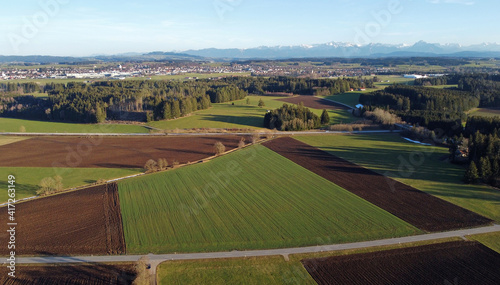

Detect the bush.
xmin=144 ymin=159 xmax=158 ymax=172
xmin=132 ymin=256 xmax=150 ymax=285
xmin=214 ymin=142 xmax=226 ymax=156
xmin=329 ymin=124 xmax=354 ymax=132
xmin=37 ymin=175 xmax=63 ymax=196
xmin=157 ymin=158 xmax=168 ymax=170
xmin=251 ymin=131 xmax=260 ymax=144
xmin=238 ymin=138 xmax=246 ymax=148
xmin=364 ymin=108 xmax=401 ymax=126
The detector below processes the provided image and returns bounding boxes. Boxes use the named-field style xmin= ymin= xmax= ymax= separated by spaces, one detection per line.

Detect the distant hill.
xmin=1 ymin=41 xmax=500 ymax=64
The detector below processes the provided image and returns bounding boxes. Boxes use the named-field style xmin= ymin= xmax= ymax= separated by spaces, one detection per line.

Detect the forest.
xmin=415 ymin=73 xmax=500 ymax=107
xmin=0 ymin=77 xmax=364 ymax=124
xmin=359 ymin=85 xmax=477 ymax=136
xmin=263 ymin=103 xmax=321 ymax=131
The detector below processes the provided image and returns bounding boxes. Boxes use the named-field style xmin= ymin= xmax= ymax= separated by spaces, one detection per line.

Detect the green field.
xmin=0 ymin=167 xmax=142 ymax=203
xmin=468 ymin=107 xmax=500 ymax=118
xmin=323 ymin=91 xmax=367 ymax=108
xmin=158 ymin=256 xmax=316 ymax=285
xmin=469 ymin=232 xmax=500 ymax=253
xmin=148 ymin=96 xmax=354 ymax=130
xmin=428 ymin=84 xmax=458 ymax=89
xmin=157 ymin=237 xmax=462 ymax=284
xmin=296 ymin=134 xmax=500 ymax=222
xmin=118 ymin=145 xmax=419 ymax=254
xmin=0 ymin=118 xmax=148 ymax=133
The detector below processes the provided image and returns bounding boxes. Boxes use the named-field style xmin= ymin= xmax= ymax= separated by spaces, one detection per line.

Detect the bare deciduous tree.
xmin=144 ymin=159 xmax=158 ymax=172
xmin=37 ymin=175 xmax=63 ymax=196
xmin=238 ymin=137 xmax=246 ymax=148
xmin=157 ymin=158 xmax=168 ymax=170
xmin=251 ymin=131 xmax=260 ymax=144
xmin=214 ymin=141 xmax=226 ymax=156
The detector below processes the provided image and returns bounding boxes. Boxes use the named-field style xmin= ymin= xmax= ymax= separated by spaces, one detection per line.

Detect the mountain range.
xmin=1 ymin=41 xmax=500 ymax=63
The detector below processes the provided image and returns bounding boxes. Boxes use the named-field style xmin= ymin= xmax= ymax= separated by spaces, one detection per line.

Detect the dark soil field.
xmin=0 ymin=264 xmax=136 ymax=284
xmin=278 ymin=95 xmax=349 ymax=110
xmin=263 ymin=137 xmax=491 ymax=232
xmin=0 ymin=135 xmax=241 ymax=168
xmin=0 ymin=183 xmax=125 ymax=256
xmin=302 ymin=241 xmax=500 ymax=285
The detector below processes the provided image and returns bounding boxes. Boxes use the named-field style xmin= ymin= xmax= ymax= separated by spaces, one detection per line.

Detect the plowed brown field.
xmin=278 ymin=95 xmax=349 ymax=110
xmin=0 ymin=183 xmax=125 ymax=256
xmin=263 ymin=137 xmax=491 ymax=232
xmin=0 ymin=264 xmax=136 ymax=284
xmin=302 ymin=241 xmax=500 ymax=285
xmin=0 ymin=136 xmax=241 ymax=168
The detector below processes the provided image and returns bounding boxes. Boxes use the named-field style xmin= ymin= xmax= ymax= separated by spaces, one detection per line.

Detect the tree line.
xmin=221 ymin=76 xmax=371 ymax=95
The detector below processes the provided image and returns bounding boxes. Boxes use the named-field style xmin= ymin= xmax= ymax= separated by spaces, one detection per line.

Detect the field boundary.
xmin=12 ymin=224 xmax=500 ymax=263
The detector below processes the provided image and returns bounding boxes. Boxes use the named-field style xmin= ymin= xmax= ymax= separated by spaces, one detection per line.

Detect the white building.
xmin=404 ymin=74 xmax=428 ymax=79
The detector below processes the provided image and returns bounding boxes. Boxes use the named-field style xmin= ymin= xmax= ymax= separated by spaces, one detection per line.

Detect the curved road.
xmin=14 ymin=224 xmax=500 ymax=264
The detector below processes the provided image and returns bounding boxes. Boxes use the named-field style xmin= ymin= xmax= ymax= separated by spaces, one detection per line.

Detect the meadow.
xmin=148 ymin=96 xmax=354 ymax=130
xmin=296 ymin=134 xmax=500 ymax=222
xmin=0 ymin=117 xmax=148 ymax=133
xmin=467 ymin=107 xmax=500 ymax=118
xmin=118 ymin=145 xmax=420 ymax=254
xmin=469 ymin=232 xmax=500 ymax=253
xmin=0 ymin=167 xmax=141 ymax=203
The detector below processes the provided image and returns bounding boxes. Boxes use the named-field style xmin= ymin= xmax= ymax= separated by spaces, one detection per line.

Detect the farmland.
xmin=277 ymin=95 xmax=349 ymax=110
xmin=0 ymin=183 xmax=125 ymax=255
xmin=157 ymin=256 xmax=313 ymax=285
xmin=0 ymin=136 xmax=27 ymax=146
xmin=0 ymin=167 xmax=141 ymax=203
xmin=148 ymin=96 xmax=354 ymax=130
xmin=0 ymin=117 xmax=148 ymax=133
xmin=118 ymin=145 xmax=419 ymax=254
xmin=264 ymin=137 xmax=491 ymax=231
xmin=156 ymin=238 xmax=463 ymax=284
xmin=0 ymin=264 xmax=137 ymax=284
xmin=0 ymin=135 xmax=241 ymax=168
xmin=469 ymin=232 xmax=500 ymax=253
xmin=302 ymin=241 xmax=500 ymax=285
xmin=323 ymin=92 xmax=364 ymax=108
xmin=468 ymin=107 xmax=500 ymax=118
xmin=296 ymin=134 xmax=500 ymax=222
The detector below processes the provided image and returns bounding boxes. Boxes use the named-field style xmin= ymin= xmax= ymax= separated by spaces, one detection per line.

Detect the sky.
xmin=0 ymin=0 xmax=499 ymax=56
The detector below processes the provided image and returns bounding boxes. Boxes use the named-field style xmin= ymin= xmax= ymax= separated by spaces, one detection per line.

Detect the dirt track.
xmin=278 ymin=95 xmax=349 ymax=110
xmin=302 ymin=241 xmax=500 ymax=285
xmin=263 ymin=137 xmax=492 ymax=232
xmin=0 ymin=183 xmax=125 ymax=256
xmin=0 ymin=136 xmax=241 ymax=168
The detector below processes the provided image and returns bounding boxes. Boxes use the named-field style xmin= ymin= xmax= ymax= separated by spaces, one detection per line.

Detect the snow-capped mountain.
xmin=181 ymin=41 xmax=500 ymax=59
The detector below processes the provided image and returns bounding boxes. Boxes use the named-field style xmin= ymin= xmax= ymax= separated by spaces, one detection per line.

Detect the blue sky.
xmin=1 ymin=0 xmax=498 ymax=56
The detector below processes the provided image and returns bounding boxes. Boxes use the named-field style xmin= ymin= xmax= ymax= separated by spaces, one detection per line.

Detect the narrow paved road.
xmin=14 ymin=224 xmax=500 ymax=264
